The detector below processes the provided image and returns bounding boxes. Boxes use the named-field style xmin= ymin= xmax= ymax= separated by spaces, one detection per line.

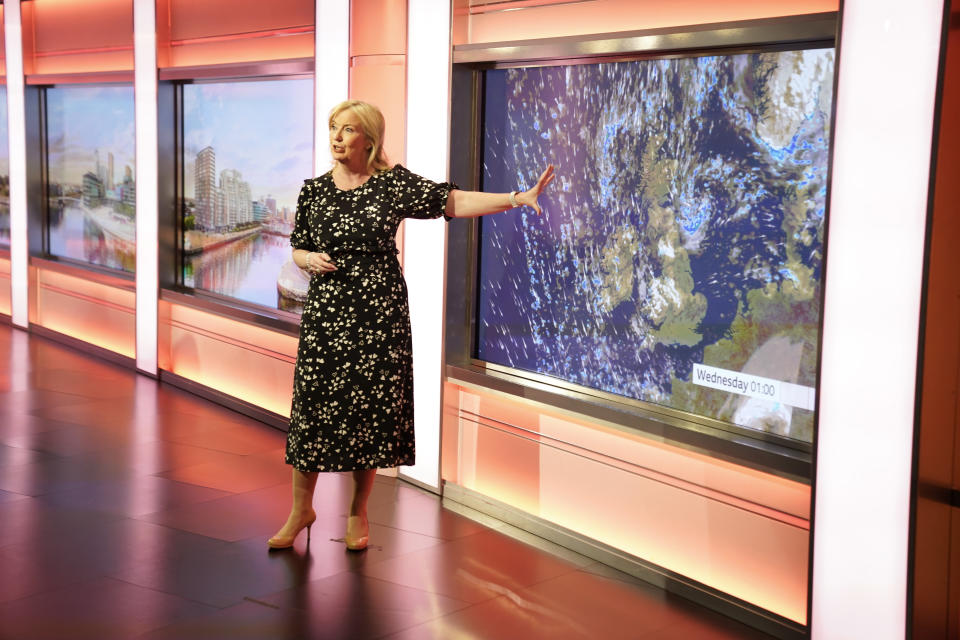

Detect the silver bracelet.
xmin=509 ymin=190 xmax=519 ymax=207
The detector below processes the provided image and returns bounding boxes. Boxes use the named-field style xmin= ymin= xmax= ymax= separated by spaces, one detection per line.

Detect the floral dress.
xmin=285 ymin=164 xmax=456 ymax=472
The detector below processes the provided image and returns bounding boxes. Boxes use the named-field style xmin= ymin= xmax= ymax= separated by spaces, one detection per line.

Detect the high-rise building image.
xmin=220 ymin=168 xmax=252 ymax=227
xmin=194 ymin=146 xmax=216 ymax=230
xmin=81 ymin=171 xmax=104 ymax=207
xmin=107 ymin=152 xmax=115 ymax=191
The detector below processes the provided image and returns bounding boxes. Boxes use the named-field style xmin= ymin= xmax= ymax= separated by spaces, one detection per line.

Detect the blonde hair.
xmin=328 ymin=100 xmax=391 ymax=172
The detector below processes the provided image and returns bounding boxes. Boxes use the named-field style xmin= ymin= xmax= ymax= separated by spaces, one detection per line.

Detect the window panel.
xmin=181 ymin=77 xmax=313 ymax=312
xmin=46 ymin=84 xmax=136 ymax=272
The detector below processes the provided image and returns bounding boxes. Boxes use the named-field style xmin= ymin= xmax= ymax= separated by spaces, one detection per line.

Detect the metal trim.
xmin=160 ymin=288 xmax=302 ymax=337
xmin=453 ymin=12 xmax=837 ymax=64
xmin=26 ymin=71 xmax=135 ymax=85
xmin=30 ymin=255 xmax=136 ymax=291
xmin=475 ymin=359 xmax=812 ymax=453
xmin=447 ymin=364 xmax=811 ymax=481
xmin=158 ymin=58 xmax=315 ymax=81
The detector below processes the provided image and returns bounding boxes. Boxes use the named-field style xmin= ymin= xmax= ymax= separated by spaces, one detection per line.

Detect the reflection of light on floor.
xmin=127 ymin=376 xmax=162 ymax=485
xmin=457 ymin=565 xmax=592 ymax=638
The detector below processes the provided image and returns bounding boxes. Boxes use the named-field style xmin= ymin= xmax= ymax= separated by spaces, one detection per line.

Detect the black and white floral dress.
xmin=285 ymin=164 xmax=456 ymax=472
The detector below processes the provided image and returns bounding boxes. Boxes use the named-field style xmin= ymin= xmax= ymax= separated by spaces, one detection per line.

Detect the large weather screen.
xmin=476 ymin=49 xmax=835 ymax=443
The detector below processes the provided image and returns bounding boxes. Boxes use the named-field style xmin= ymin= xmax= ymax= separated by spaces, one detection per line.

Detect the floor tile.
xmin=0 ymin=576 xmax=215 ymax=640
xmin=0 ymin=443 xmax=59 ymax=468
xmin=358 ymin=527 xmax=589 ymax=605
xmin=38 ymin=474 xmax=232 ymax=517
xmin=72 ymin=440 xmax=252 ymax=476
xmin=0 ymin=454 xmax=134 ymax=497
xmin=364 ymin=480 xmax=497 ymax=541
xmin=133 ymin=599 xmax=317 ymax=640
xmin=0 ymin=488 xmax=29 ymax=504
xmin=157 ymin=452 xmax=292 ymax=494
xmin=159 ymin=420 xmax=287 ymax=456
xmin=388 ymin=568 xmax=687 ymax=640
xmin=2 ymin=421 xmax=157 ymax=457
xmin=257 ymin=571 xmax=471 ymax=640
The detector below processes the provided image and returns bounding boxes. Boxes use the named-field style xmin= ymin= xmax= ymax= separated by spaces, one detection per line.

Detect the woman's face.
xmin=329 ymin=109 xmax=370 ymax=167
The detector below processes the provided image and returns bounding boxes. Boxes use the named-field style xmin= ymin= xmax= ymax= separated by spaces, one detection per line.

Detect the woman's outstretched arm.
xmin=445 ymin=165 xmax=555 ymax=219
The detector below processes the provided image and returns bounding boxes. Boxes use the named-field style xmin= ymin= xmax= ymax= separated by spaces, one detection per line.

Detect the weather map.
xmin=476 ymin=49 xmax=835 ymax=443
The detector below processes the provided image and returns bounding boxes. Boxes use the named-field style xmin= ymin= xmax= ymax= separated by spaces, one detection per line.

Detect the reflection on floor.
xmin=0 ymin=324 xmax=773 ymax=639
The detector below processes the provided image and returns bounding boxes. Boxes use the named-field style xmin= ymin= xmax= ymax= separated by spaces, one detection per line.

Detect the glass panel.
xmin=477 ymin=48 xmax=835 ymax=444
xmin=182 ymin=77 xmax=313 ymax=312
xmin=0 ymin=86 xmax=8 ymax=247
xmin=46 ymin=85 xmax=136 ymax=272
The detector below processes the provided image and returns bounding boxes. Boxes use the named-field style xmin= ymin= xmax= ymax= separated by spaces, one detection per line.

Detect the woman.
xmin=268 ymin=100 xmax=554 ymax=550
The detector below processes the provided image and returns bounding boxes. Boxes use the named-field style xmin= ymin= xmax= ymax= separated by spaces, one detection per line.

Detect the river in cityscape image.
xmin=183 ymin=229 xmax=306 ymax=313
xmin=48 ymin=197 xmax=135 ymax=272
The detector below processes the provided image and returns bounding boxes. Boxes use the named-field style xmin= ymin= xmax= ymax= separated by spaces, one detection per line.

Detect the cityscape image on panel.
xmin=182 ymin=78 xmax=313 ymax=312
xmin=478 ymin=49 xmax=835 ymax=443
xmin=0 ymin=87 xmax=8 ymax=247
xmin=47 ymin=85 xmax=135 ymax=271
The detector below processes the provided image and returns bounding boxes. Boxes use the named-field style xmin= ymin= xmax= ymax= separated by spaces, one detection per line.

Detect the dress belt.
xmin=327 ymin=247 xmax=399 ymax=256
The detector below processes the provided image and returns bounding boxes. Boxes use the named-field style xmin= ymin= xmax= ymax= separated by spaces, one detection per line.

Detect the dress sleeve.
xmin=390 ymin=164 xmax=459 ymax=221
xmin=289 ymin=179 xmax=317 ymax=251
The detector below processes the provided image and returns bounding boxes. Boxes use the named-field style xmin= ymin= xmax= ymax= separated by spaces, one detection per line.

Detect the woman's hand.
xmin=516 ymin=164 xmax=556 ymax=215
xmin=305 ymin=252 xmax=337 ymax=274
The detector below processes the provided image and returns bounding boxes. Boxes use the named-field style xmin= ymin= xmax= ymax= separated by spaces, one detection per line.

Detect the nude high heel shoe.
xmin=267 ymin=514 xmax=317 ymax=550
xmin=344 ymin=515 xmax=369 ymax=551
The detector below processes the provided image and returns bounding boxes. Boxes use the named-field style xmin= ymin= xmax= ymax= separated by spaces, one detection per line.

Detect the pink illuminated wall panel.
xmin=348 ymin=0 xmax=408 ymax=165
xmin=158 ymin=301 xmax=298 ymax=417
xmin=445 ymin=383 xmax=811 ymax=623
xmin=22 ymin=0 xmax=134 ymax=75
xmin=0 ymin=255 xmax=10 ymax=317
xmin=455 ymin=0 xmax=839 ymax=45
xmin=33 ymin=265 xmax=135 ymax=358
xmin=0 ymin=6 xmax=6 ymax=77
xmin=157 ymin=0 xmax=315 ymax=69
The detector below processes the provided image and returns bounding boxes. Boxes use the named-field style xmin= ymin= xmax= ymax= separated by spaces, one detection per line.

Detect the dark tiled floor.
xmin=0 ymin=325 xmax=774 ymax=639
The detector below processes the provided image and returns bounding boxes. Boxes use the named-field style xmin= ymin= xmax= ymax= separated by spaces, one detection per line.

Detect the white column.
xmin=401 ymin=0 xmax=453 ymax=492
xmin=134 ymin=0 xmax=159 ymax=374
xmin=811 ymin=1 xmax=945 ymax=637
xmin=4 ymin=1 xmax=28 ymax=329
xmin=315 ymin=0 xmax=350 ymax=177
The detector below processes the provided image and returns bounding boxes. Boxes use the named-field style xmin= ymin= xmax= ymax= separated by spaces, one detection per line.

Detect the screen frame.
xmin=160 ymin=60 xmax=315 ymax=333
xmin=445 ymin=12 xmax=839 ymax=481
xmin=39 ymin=81 xmax=138 ymax=279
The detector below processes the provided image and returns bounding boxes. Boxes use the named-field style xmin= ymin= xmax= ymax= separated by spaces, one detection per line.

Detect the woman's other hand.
xmin=517 ymin=164 xmax=556 ymax=215
xmin=306 ymin=252 xmax=337 ymax=274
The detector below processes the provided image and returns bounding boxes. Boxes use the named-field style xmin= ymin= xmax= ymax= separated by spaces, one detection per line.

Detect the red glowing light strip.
xmin=167 ymin=317 xmax=296 ymax=364
xmin=469 ymin=0 xmax=593 ymax=14
xmin=169 ymin=25 xmax=315 ymax=48
xmin=459 ymin=409 xmax=810 ymax=529
xmin=38 ymin=282 xmax=134 ymax=315
xmin=34 ymin=44 xmax=133 ymax=58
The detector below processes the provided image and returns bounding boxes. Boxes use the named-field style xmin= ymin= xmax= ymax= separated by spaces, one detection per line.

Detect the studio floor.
xmin=0 ymin=323 xmax=773 ymax=639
